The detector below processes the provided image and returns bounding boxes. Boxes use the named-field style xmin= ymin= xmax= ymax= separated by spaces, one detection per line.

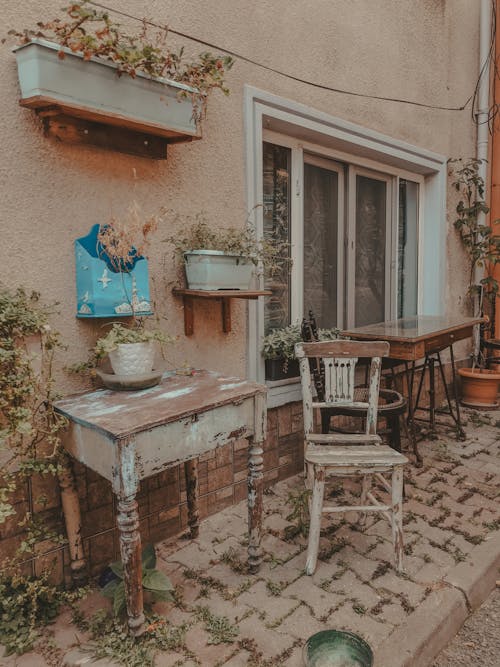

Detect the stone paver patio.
xmin=3 ymin=407 xmax=500 ymax=667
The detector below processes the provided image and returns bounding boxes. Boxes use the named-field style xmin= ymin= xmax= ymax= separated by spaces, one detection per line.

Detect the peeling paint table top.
xmin=55 ymin=369 xmax=266 ymax=440
xmin=54 ymin=369 xmax=268 ymax=636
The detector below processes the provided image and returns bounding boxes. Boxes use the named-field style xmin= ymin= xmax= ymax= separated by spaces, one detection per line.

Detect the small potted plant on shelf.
xmin=9 ymin=1 xmax=233 ymax=142
xmin=262 ymin=323 xmax=340 ymax=381
xmin=167 ymin=214 xmax=291 ymax=291
xmin=450 ymin=157 xmax=500 ymax=407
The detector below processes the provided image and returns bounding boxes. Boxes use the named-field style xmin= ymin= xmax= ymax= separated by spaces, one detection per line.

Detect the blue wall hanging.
xmin=75 ymin=224 xmax=153 ymax=318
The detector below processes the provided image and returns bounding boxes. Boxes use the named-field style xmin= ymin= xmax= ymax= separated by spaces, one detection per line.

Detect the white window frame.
xmin=244 ymin=86 xmax=447 ymax=406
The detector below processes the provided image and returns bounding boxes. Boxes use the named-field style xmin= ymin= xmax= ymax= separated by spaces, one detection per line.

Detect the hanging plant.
xmin=8 ymin=1 xmax=234 ymax=122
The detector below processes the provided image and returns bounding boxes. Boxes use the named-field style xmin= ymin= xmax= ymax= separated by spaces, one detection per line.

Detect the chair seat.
xmin=305 ymin=443 xmax=408 ymax=467
xmin=305 ymin=432 xmax=381 ymax=445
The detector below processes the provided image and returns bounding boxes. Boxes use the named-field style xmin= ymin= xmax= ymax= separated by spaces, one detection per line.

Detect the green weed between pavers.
xmin=284 ymin=488 xmax=311 ymax=540
xmin=220 ymin=546 xmax=249 ymax=575
xmin=194 ymin=605 xmax=239 ymax=644
xmin=79 ymin=610 xmax=190 ymax=667
xmin=265 ymin=580 xmax=286 ymax=596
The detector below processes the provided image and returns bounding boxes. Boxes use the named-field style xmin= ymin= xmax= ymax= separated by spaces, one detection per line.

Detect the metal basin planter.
xmin=184 ymin=250 xmax=254 ymax=290
xmin=13 ymin=39 xmax=200 ymax=142
xmin=303 ymin=630 xmax=373 ymax=667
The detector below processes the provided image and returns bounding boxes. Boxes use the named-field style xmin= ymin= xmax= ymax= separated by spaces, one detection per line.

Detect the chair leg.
xmin=305 ymin=461 xmax=314 ymax=515
xmin=359 ymin=475 xmax=371 ymax=526
xmin=305 ymin=465 xmax=325 ymax=576
xmin=391 ymin=465 xmax=404 ymax=572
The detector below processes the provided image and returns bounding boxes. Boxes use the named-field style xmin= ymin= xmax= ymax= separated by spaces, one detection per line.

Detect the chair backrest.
xmin=301 ymin=310 xmax=325 ymax=401
xmin=295 ymin=340 xmax=390 ymax=436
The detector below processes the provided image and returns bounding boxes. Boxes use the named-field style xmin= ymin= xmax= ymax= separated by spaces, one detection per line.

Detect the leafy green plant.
xmin=94 ymin=322 xmax=173 ymax=358
xmin=76 ymin=609 xmax=188 ymax=667
xmin=166 ymin=213 xmax=291 ymax=277
xmin=101 ymin=544 xmax=174 ymax=616
xmin=284 ymin=488 xmax=311 ymax=540
xmin=261 ymin=323 xmax=340 ymax=361
xmin=9 ymin=1 xmax=234 ymax=122
xmin=450 ymin=157 xmax=500 ymax=315
xmin=72 ymin=321 xmax=174 ymax=374
xmin=0 ymin=570 xmax=86 ymax=656
xmin=0 ymin=286 xmax=65 ymax=529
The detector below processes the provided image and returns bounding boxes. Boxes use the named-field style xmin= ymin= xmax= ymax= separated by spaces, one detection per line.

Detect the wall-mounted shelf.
xmin=172 ymin=289 xmax=271 ymax=335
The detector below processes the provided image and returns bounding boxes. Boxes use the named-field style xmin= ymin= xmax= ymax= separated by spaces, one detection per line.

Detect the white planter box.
xmin=184 ymin=250 xmax=254 ymax=290
xmin=13 ymin=39 xmax=200 ymax=140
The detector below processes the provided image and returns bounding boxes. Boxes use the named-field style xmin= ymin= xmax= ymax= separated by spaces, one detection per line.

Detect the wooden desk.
xmin=343 ymin=316 xmax=482 ymax=460
xmin=54 ymin=370 xmax=267 ymax=636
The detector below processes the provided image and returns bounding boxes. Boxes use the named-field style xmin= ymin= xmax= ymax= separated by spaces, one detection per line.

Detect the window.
xmin=262 ymin=136 xmax=422 ymax=332
xmin=244 ymin=86 xmax=446 ymax=396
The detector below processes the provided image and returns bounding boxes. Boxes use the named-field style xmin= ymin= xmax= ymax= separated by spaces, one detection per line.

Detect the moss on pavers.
xmin=237 ymin=580 xmax=300 ymax=623
xmin=280 ymin=576 xmax=345 ymax=618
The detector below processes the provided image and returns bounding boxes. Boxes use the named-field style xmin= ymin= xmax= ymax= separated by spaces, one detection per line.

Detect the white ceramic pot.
xmin=13 ymin=39 xmax=199 ymax=140
xmin=184 ymin=250 xmax=254 ymax=290
xmin=108 ymin=342 xmax=155 ymax=376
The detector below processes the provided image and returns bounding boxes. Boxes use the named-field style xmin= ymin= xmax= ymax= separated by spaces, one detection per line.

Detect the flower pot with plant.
xmin=168 ymin=215 xmax=291 ymax=291
xmin=10 ymin=2 xmax=233 ymax=144
xmin=450 ymin=157 xmax=500 ymax=407
xmin=74 ymin=321 xmax=175 ymax=391
xmin=261 ymin=323 xmax=340 ymax=381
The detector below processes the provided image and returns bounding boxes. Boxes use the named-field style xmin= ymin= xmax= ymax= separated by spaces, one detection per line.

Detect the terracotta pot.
xmin=458 ymin=367 xmax=500 ymax=408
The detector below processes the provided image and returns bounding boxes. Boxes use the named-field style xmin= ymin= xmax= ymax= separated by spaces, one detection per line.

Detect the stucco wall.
xmin=0 ymin=0 xmax=480 ymax=381
xmin=0 ymin=1 xmax=481 ymax=577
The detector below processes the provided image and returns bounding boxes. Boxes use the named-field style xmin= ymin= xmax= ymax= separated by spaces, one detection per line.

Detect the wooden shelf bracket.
xmin=172 ymin=289 xmax=271 ymax=336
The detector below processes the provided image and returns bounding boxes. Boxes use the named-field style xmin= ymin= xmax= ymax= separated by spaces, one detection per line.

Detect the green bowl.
xmin=303 ymin=630 xmax=373 ymax=667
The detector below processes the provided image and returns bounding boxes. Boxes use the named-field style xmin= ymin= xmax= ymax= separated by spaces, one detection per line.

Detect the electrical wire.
xmin=87 ymin=0 xmax=474 ymax=112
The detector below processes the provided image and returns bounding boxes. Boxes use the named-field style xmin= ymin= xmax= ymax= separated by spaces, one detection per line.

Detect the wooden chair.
xmin=300 ymin=311 xmax=408 ymax=452
xmin=295 ymin=340 xmax=409 ymax=575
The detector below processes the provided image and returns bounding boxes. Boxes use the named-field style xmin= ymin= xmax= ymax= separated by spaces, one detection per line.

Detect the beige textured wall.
xmin=0 ymin=0 xmax=480 ymax=387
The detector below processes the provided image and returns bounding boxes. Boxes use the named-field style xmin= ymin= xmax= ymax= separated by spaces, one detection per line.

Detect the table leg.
xmin=449 ymin=345 xmax=466 ymax=440
xmin=113 ymin=438 xmax=145 ymax=636
xmin=248 ymin=392 xmax=266 ymax=574
xmin=428 ymin=355 xmax=436 ymax=430
xmin=58 ymin=456 xmax=87 ymax=585
xmin=117 ymin=496 xmax=144 ymax=636
xmin=404 ymin=361 xmax=422 ymax=466
xmin=184 ymin=459 xmax=200 ymax=538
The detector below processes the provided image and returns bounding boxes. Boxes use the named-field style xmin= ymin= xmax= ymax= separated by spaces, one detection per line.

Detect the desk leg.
xmin=428 ymin=356 xmax=436 ymax=430
xmin=184 ymin=459 xmax=200 ymax=538
xmin=248 ymin=393 xmax=266 ymax=574
xmin=58 ymin=456 xmax=87 ymax=585
xmin=405 ymin=361 xmax=422 ymax=466
xmin=114 ymin=439 xmax=145 ymax=636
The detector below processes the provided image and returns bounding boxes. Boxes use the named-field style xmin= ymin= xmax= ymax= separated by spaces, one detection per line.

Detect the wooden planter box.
xmin=14 ymin=39 xmax=201 ymax=156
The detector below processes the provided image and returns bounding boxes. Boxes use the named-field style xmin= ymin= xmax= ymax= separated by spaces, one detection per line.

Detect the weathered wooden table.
xmin=54 ymin=370 xmax=267 ymax=635
xmin=342 ymin=316 xmax=482 ymax=462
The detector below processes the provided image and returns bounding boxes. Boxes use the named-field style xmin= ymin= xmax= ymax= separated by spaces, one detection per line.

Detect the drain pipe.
xmin=490 ymin=0 xmax=500 ymax=338
xmin=474 ymin=0 xmax=492 ymax=356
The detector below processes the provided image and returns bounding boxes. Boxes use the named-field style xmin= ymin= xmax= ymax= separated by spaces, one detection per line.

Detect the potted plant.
xmin=10 ymin=2 xmax=233 ymax=141
xmin=261 ymin=323 xmax=340 ymax=381
xmin=94 ymin=322 xmax=172 ymax=377
xmin=167 ymin=215 xmax=290 ymax=291
xmin=450 ymin=157 xmax=500 ymax=407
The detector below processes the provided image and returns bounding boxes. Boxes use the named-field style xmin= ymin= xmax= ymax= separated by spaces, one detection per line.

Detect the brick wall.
xmin=0 ymin=401 xmax=305 ymax=584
